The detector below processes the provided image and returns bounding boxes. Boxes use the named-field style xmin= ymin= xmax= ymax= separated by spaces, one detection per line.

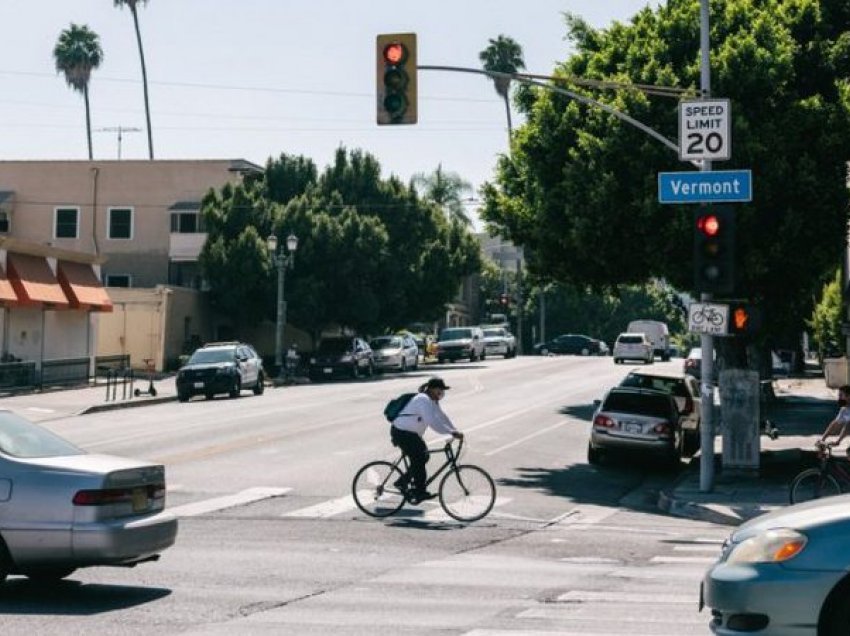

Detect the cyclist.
xmin=390 ymin=376 xmax=464 ymax=503
xmin=819 ymin=385 xmax=850 ymax=455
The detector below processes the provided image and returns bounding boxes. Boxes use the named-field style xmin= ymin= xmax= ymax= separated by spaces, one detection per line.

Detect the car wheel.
xmin=481 ymin=350 xmax=487 ymax=361
xmin=437 ymin=357 xmax=445 ymax=364
xmin=400 ymin=358 xmax=407 ymax=372
xmin=22 ymin=567 xmax=76 ymax=583
xmin=821 ymin=579 xmax=850 ymax=636
xmin=229 ymin=378 xmax=241 ymax=398
xmin=351 ymin=363 xmax=359 ymax=379
xmin=0 ymin=537 xmax=12 ymax=584
xmin=613 ymin=358 xmax=620 ymax=364
xmin=178 ymin=390 xmax=190 ymax=403
xmin=587 ymin=443 xmax=602 ymax=465
xmin=205 ymin=392 xmax=215 ymax=400
xmin=581 ymin=348 xmax=590 ymax=356
xmin=540 ymin=347 xmax=550 ymax=356
xmin=253 ymin=372 xmax=265 ymax=395
xmin=367 ymin=361 xmax=374 ymax=378
xmin=681 ymin=431 xmax=700 ymax=457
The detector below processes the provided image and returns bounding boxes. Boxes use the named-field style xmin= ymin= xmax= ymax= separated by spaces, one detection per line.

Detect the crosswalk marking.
xmin=650 ymin=555 xmax=717 ymax=564
xmin=673 ymin=545 xmax=721 ymax=553
xmin=283 ymin=494 xmax=359 ymax=518
xmin=556 ymin=590 xmax=695 ymax=604
xmin=516 ymin=606 xmax=704 ymax=624
xmin=167 ymin=487 xmax=291 ymax=517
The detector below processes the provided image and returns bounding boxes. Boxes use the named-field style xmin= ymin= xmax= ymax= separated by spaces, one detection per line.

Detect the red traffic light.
xmin=732 ymin=307 xmax=749 ymax=330
xmin=697 ymin=214 xmax=720 ymax=237
xmin=383 ymin=42 xmax=407 ymax=65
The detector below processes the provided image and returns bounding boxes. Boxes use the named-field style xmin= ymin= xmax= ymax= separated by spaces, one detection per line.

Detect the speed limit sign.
xmin=679 ymin=98 xmax=730 ymax=162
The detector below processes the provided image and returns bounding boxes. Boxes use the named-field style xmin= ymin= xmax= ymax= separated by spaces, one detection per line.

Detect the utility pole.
xmin=698 ymin=0 xmax=716 ymax=493
xmin=95 ymin=126 xmax=142 ymax=160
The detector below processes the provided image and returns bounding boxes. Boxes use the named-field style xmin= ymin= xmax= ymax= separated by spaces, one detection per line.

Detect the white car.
xmin=369 ymin=334 xmax=419 ymax=372
xmin=613 ymin=332 xmax=654 ymax=364
xmin=482 ymin=327 xmax=516 ymax=358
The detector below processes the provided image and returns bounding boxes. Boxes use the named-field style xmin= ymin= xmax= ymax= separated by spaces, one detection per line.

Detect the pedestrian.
xmin=819 ymin=384 xmax=850 ymax=456
xmin=390 ymin=376 xmax=463 ymax=503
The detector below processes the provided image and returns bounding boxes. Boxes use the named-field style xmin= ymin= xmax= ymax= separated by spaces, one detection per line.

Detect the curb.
xmin=78 ymin=395 xmax=176 ymax=415
xmin=657 ymin=488 xmax=776 ymax=526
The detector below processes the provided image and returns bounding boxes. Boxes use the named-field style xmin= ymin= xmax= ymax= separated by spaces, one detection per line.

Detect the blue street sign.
xmin=658 ymin=170 xmax=752 ymax=204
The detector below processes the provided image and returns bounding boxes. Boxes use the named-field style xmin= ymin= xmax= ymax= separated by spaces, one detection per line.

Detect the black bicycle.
xmin=351 ymin=437 xmax=496 ymax=522
xmin=788 ymin=441 xmax=850 ymax=504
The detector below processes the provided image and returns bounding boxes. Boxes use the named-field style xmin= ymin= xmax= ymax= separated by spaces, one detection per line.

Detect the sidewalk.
xmin=658 ymin=374 xmax=837 ymax=526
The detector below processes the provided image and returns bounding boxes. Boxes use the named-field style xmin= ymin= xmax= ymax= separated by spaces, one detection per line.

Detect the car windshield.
xmin=188 ymin=348 xmax=236 ymax=364
xmin=621 ymin=374 xmax=688 ymax=398
xmin=318 ymin=338 xmax=351 ymax=354
xmin=618 ymin=335 xmax=644 ymax=344
xmin=603 ymin=392 xmax=673 ymax=418
xmin=0 ymin=411 xmax=84 ymax=458
xmin=483 ymin=329 xmax=504 ymax=337
xmin=441 ymin=329 xmax=472 ymax=340
xmin=371 ymin=337 xmax=401 ymax=349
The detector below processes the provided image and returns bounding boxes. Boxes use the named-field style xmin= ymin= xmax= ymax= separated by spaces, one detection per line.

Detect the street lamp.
xmin=267 ymin=233 xmax=298 ymax=380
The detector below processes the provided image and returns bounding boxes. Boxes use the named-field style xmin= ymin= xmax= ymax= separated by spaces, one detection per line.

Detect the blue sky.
xmin=2 ymin=0 xmax=655 ymax=222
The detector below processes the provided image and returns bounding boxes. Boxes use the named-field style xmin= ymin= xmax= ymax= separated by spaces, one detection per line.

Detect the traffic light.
xmin=499 ymin=293 xmax=510 ymax=307
xmin=727 ymin=302 xmax=762 ymax=336
xmin=376 ymin=33 xmax=417 ymax=125
xmin=694 ymin=205 xmax=735 ymax=294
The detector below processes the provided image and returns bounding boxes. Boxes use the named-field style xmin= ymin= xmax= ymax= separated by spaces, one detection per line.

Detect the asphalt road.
xmin=1 ymin=356 xmax=720 ymax=635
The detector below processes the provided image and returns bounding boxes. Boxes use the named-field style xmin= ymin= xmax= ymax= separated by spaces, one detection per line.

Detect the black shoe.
xmin=393 ymin=478 xmax=407 ymax=491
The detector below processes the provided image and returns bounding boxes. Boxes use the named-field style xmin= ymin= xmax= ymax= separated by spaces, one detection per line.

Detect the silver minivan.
xmin=436 ymin=326 xmax=486 ymax=362
xmin=613 ymin=332 xmax=654 ymax=364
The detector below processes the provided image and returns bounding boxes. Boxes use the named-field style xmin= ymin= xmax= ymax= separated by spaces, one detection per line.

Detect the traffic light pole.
xmin=698 ymin=0 xmax=715 ymax=493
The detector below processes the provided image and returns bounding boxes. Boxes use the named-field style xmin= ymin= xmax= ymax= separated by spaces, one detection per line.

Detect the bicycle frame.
xmin=815 ymin=443 xmax=850 ymax=489
xmin=394 ymin=438 xmax=464 ymax=490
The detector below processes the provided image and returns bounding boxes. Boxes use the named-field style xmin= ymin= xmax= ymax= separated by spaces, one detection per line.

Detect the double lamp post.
xmin=267 ymin=233 xmax=298 ymax=380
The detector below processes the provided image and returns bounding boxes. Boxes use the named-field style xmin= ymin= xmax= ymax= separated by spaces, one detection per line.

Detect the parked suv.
xmin=308 ymin=336 xmax=374 ymax=381
xmin=613 ymin=332 xmax=654 ymax=364
xmin=370 ymin=334 xmax=419 ymax=372
xmin=436 ymin=326 xmax=486 ymax=362
xmin=176 ymin=341 xmax=265 ymax=402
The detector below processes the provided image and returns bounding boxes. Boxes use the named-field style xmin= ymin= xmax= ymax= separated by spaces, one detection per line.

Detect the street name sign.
xmin=688 ymin=302 xmax=729 ymax=335
xmin=658 ymin=169 xmax=752 ymax=204
xmin=679 ymin=98 xmax=731 ymax=162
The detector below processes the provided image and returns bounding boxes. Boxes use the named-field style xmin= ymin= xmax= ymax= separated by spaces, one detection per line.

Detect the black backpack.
xmin=383 ymin=392 xmax=416 ymax=422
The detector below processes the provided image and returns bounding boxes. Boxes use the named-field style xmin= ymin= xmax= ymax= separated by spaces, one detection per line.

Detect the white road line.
xmin=421 ymin=496 xmax=511 ymax=521
xmin=283 ymin=494 xmax=360 ymax=518
xmin=673 ymin=545 xmax=722 ymax=553
xmin=167 ymin=487 xmax=291 ymax=517
xmin=651 ymin=555 xmax=717 ymax=564
xmin=485 ymin=421 xmax=568 ymax=456
xmin=557 ymin=590 xmax=695 ymax=604
xmin=464 ymin=631 xmax=678 ymax=636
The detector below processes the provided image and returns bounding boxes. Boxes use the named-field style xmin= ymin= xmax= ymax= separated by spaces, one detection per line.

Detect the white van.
xmin=627 ymin=320 xmax=670 ymax=361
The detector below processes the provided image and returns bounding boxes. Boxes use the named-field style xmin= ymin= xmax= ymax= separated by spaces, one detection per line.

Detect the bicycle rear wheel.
xmin=352 ymin=460 xmax=406 ymax=517
xmin=789 ymin=469 xmax=841 ymax=504
xmin=439 ymin=464 xmax=496 ymax=522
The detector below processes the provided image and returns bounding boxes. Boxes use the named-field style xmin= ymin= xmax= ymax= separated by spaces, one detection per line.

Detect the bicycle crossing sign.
xmin=688 ymin=302 xmax=729 ymax=335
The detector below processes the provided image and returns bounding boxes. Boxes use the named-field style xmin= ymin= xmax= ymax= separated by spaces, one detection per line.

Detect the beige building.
xmin=0 ymin=160 xmax=261 ymax=371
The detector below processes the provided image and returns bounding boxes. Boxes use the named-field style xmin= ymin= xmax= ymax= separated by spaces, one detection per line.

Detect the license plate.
xmin=323 ymin=367 xmax=333 ymax=374
xmin=132 ymin=488 xmax=148 ymax=512
xmin=193 ymin=382 xmax=204 ymax=389
xmin=626 ymin=423 xmax=642 ymax=434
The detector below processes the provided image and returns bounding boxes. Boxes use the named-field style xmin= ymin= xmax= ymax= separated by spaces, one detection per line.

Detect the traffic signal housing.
xmin=694 ymin=205 xmax=735 ymax=294
xmin=499 ymin=293 xmax=510 ymax=307
xmin=376 ymin=33 xmax=417 ymax=125
xmin=727 ymin=302 xmax=762 ymax=336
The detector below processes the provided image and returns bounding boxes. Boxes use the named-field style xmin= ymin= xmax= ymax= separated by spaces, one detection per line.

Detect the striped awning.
xmin=57 ymin=260 xmax=113 ymax=312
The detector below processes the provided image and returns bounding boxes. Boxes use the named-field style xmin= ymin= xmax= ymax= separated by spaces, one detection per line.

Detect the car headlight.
xmin=340 ymin=354 xmax=353 ymax=362
xmin=725 ymin=528 xmax=807 ymax=564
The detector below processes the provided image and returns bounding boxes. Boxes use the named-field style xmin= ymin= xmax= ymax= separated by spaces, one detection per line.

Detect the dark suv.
xmin=176 ymin=342 xmax=265 ymax=402
xmin=308 ymin=337 xmax=374 ymax=381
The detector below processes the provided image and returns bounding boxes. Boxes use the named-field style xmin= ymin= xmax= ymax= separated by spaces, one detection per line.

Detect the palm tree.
xmin=412 ymin=164 xmax=473 ymax=225
xmin=53 ymin=24 xmax=104 ymax=160
xmin=478 ymin=35 xmax=526 ymax=141
xmin=114 ymin=0 xmax=154 ymax=159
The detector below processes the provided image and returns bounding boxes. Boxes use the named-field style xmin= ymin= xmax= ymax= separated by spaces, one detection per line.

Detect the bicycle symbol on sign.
xmin=691 ymin=305 xmax=725 ymax=326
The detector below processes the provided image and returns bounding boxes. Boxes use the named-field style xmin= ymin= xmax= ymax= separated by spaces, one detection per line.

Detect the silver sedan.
xmin=702 ymin=494 xmax=850 ymax=635
xmin=0 ymin=410 xmax=177 ymax=583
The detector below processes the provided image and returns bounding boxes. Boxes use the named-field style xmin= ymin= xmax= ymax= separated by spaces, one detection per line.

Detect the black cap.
xmin=420 ymin=376 xmax=450 ymax=392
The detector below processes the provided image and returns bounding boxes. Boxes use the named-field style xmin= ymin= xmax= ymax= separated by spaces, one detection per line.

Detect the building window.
xmin=105 ymin=274 xmax=131 ymax=288
xmin=170 ymin=212 xmax=201 ymax=233
xmin=55 ymin=207 xmax=79 ymax=239
xmin=0 ymin=211 xmax=10 ymax=233
xmin=108 ymin=207 xmax=133 ymax=240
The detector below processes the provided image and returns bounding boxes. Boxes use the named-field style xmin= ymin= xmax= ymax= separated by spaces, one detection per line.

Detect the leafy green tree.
xmin=479 ymin=35 xmax=526 ymax=138
xmin=809 ymin=269 xmax=845 ymax=362
xmin=53 ymin=23 xmax=103 ymax=160
xmin=412 ymin=164 xmax=474 ymax=225
xmin=114 ymin=0 xmax=154 ymax=159
xmin=482 ymin=0 xmax=850 ymax=357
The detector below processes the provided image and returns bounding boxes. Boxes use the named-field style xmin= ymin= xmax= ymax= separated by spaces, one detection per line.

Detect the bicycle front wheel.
xmin=789 ymin=468 xmax=841 ymax=504
xmin=352 ymin=461 xmax=405 ymax=518
xmin=439 ymin=464 xmax=496 ymax=522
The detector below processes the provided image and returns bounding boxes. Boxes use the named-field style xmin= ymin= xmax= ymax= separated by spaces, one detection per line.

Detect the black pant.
xmin=390 ymin=425 xmax=429 ymax=494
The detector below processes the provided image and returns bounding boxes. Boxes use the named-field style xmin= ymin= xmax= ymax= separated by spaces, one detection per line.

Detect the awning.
xmin=57 ymin=260 xmax=113 ymax=312
xmin=0 ymin=265 xmax=17 ymax=304
xmin=6 ymin=253 xmax=69 ymax=308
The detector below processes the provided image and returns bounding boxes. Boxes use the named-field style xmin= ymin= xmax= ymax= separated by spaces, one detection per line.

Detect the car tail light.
xmin=593 ymin=414 xmax=615 ymax=428
xmin=73 ymin=484 xmax=164 ymax=506
xmin=653 ymin=422 xmax=672 ymax=437
xmin=682 ymin=397 xmax=694 ymax=414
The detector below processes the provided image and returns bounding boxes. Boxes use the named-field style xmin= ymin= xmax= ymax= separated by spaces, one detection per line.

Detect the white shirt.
xmin=392 ymin=392 xmax=458 ymax=437
xmin=837 ymin=406 xmax=850 ymax=425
